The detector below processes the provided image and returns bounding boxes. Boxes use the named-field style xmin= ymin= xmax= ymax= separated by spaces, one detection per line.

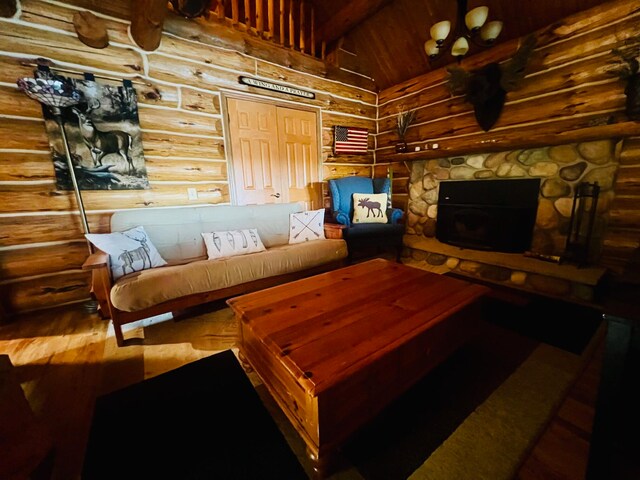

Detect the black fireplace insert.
xmin=436 ymin=178 xmax=541 ymax=253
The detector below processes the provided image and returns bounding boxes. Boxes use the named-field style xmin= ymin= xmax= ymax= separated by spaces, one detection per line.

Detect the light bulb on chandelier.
xmin=424 ymin=0 xmax=503 ymax=61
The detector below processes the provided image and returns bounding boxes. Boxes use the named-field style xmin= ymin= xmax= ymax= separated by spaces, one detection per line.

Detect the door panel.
xmin=227 ymin=98 xmax=282 ymax=205
xmin=227 ymin=98 xmax=319 ymax=207
xmin=276 ymin=106 xmax=320 ymax=210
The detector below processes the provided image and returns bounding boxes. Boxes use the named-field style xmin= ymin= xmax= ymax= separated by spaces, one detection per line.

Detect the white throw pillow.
xmin=289 ymin=209 xmax=326 ymax=244
xmin=202 ymin=228 xmax=266 ymax=259
xmin=85 ymin=226 xmax=167 ymax=281
xmin=352 ymin=193 xmax=389 ymax=224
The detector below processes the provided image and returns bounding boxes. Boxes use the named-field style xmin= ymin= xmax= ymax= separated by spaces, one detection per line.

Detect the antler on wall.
xmin=446 ymin=35 xmax=538 ymax=132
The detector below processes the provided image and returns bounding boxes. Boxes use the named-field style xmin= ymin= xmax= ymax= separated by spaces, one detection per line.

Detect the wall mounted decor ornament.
xmin=446 ymin=34 xmax=537 ymax=131
xmin=611 ymin=36 xmax=640 ymax=121
xmin=22 ymin=69 xmax=150 ymax=191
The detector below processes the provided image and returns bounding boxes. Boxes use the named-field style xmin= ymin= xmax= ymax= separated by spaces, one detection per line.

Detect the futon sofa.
xmin=82 ymin=202 xmax=348 ymax=346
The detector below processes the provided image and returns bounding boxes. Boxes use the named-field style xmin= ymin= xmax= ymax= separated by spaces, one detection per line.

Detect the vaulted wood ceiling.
xmin=64 ymin=0 xmax=617 ymax=91
xmin=310 ymin=0 xmax=615 ymax=89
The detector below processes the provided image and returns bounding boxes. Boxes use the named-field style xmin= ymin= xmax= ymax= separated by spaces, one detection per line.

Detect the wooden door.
xmin=227 ymin=97 xmax=320 ymax=207
xmin=276 ymin=106 xmax=321 ymax=209
xmin=227 ymin=98 xmax=283 ymax=205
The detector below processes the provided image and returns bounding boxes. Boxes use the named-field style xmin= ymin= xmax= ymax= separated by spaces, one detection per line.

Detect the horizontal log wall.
xmin=375 ymin=0 xmax=640 ymax=162
xmin=0 ymin=0 xmax=377 ymax=316
xmin=374 ymin=0 xmax=640 ymax=275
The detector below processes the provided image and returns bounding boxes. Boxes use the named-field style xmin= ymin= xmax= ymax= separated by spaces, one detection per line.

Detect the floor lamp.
xmin=17 ymin=70 xmax=92 ymax=244
xmin=18 ymin=70 xmax=98 ymax=312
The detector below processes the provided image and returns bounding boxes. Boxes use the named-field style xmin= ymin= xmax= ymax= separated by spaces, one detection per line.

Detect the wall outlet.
xmin=187 ymin=188 xmax=198 ymax=200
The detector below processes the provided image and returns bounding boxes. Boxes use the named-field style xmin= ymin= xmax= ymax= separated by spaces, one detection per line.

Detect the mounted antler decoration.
xmin=446 ymin=34 xmax=537 ymax=131
xmin=611 ymin=36 xmax=640 ymax=121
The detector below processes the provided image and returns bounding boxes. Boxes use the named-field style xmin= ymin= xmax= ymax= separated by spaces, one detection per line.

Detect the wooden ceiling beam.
xmin=314 ymin=0 xmax=392 ymax=50
xmin=130 ymin=0 xmax=170 ymax=51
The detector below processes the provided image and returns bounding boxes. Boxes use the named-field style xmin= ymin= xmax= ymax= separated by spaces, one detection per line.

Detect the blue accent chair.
xmin=328 ymin=176 xmax=405 ymax=262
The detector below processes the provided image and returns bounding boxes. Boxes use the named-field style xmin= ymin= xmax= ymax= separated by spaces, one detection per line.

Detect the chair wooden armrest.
xmin=82 ymin=248 xmax=109 ymax=270
xmin=81 ymin=248 xmax=114 ymax=322
xmin=324 ymin=223 xmax=347 ymax=239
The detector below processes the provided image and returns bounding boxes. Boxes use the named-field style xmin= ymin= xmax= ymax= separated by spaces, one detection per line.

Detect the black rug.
xmin=337 ymin=296 xmax=603 ymax=479
xmin=81 ymin=349 xmax=307 ymax=480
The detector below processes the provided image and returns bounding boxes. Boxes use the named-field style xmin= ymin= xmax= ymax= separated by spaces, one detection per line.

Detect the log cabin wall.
xmin=0 ymin=0 xmax=377 ymax=317
xmin=374 ymin=0 xmax=640 ymax=277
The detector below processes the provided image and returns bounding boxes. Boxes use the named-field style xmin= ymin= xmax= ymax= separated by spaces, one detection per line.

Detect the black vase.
xmin=395 ymin=141 xmax=408 ymax=153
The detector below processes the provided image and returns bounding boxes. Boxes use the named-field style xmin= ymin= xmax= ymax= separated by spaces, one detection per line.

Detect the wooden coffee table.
xmin=227 ymin=258 xmax=489 ymax=477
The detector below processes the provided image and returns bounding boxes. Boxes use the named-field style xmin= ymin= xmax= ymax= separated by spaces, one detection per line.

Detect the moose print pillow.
xmin=202 ymin=229 xmax=266 ymax=260
xmin=352 ymin=193 xmax=389 ymax=224
xmin=85 ymin=226 xmax=167 ymax=281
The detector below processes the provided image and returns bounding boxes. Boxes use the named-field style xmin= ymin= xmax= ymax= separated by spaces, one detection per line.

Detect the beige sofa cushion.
xmin=110 ymin=203 xmax=304 ymax=264
xmin=110 ymin=239 xmax=348 ymax=312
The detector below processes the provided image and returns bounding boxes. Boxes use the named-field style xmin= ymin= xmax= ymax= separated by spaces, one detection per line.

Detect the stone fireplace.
xmin=402 ymin=139 xmax=619 ymax=302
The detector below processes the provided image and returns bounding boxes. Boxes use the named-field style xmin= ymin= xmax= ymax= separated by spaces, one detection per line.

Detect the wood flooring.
xmin=0 ymin=297 xmax=605 ymax=480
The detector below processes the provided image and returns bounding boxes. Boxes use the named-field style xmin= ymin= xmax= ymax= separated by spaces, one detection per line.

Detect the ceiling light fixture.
xmin=424 ymin=0 xmax=503 ymax=61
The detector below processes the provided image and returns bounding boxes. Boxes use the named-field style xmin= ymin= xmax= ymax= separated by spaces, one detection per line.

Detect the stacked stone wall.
xmin=406 ymin=139 xmax=620 ymax=259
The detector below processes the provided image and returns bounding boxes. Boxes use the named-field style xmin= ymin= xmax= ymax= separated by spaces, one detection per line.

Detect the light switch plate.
xmin=187 ymin=188 xmax=198 ymax=200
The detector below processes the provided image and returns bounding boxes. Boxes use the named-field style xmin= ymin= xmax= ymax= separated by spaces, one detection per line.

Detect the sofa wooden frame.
xmin=82 ymin=224 xmax=347 ymax=347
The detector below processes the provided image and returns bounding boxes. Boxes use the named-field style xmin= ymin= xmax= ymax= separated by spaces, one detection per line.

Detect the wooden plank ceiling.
xmin=63 ymin=0 xmax=616 ymax=91
xmin=311 ymin=0 xmax=615 ymax=90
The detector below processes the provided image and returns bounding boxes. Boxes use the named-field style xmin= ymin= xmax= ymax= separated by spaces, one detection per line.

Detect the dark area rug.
xmin=338 ymin=296 xmax=602 ymax=480
xmin=81 ymin=349 xmax=307 ymax=480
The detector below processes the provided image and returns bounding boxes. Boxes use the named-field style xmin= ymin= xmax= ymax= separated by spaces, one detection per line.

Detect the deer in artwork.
xmin=71 ymin=99 xmax=135 ymax=174
xmin=357 ymin=197 xmax=383 ymax=218
xmin=118 ymin=231 xmax=152 ymax=276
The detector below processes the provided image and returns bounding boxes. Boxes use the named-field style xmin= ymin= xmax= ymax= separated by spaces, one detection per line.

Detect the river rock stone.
xmin=466 ymin=155 xmax=485 ymax=168
xmin=409 ymin=200 xmax=428 ymax=216
xmin=438 ymin=158 xmax=451 ymax=168
xmin=484 ymin=151 xmax=508 ymax=168
xmin=435 ymin=168 xmax=450 ymax=180
xmin=427 ymin=253 xmax=447 ymax=265
xmin=410 ymin=161 xmax=426 ymax=183
xmin=578 ymin=140 xmax=614 ymax=164
xmin=414 ymin=222 xmax=423 ymax=234
xmin=559 ymin=162 xmax=587 ymax=181
xmin=583 ymin=165 xmax=618 ymax=190
xmin=554 ymin=197 xmax=574 ymax=217
xmin=518 ymin=148 xmax=548 ymax=166
xmin=427 ymin=160 xmax=441 ymax=172
xmin=496 ymin=162 xmax=526 ymax=177
xmin=427 ymin=204 xmax=438 ymax=218
xmin=480 ymin=265 xmax=511 ymax=282
xmin=529 ymin=161 xmax=559 ymax=177
xmin=446 ymin=257 xmax=459 ymax=269
xmin=541 ymin=178 xmax=571 ymax=198
xmin=422 ymin=173 xmax=438 ymax=190
xmin=450 ymin=166 xmax=477 ymax=179
xmin=407 ymin=211 xmax=420 ymax=227
xmin=549 ymin=144 xmax=578 ymax=163
xmin=409 ymin=181 xmax=423 ymax=200
xmin=506 ymin=150 xmax=522 ymax=162
xmin=536 ymin=199 xmax=559 ymax=229
xmin=422 ymin=219 xmax=437 ymax=237
xmin=510 ymin=271 xmax=527 ymax=285
xmin=411 ymin=249 xmax=428 ymax=261
xmin=459 ymin=260 xmax=481 ymax=274
xmin=451 ymin=157 xmax=465 ymax=166
xmin=421 ymin=188 xmax=438 ymax=204
xmin=474 ymin=169 xmax=494 ymax=179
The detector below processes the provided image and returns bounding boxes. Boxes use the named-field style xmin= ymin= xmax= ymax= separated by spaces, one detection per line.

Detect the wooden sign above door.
xmin=239 ymin=76 xmax=315 ymax=99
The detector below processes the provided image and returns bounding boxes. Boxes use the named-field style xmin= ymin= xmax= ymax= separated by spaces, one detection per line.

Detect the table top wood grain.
xmin=228 ymin=258 xmax=489 ymax=396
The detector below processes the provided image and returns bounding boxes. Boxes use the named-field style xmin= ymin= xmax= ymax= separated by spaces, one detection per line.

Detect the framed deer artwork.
xmin=38 ymin=70 xmax=150 ymax=190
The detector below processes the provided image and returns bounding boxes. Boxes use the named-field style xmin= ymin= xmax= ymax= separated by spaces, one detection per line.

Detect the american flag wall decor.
xmin=334 ymin=126 xmax=368 ymax=155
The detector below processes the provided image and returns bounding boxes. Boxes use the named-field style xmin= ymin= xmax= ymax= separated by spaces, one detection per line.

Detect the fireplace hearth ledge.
xmin=402 ymin=235 xmax=607 ymax=303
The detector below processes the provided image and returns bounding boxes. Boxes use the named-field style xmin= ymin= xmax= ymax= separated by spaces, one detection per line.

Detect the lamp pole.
xmin=52 ymin=107 xmax=91 ymax=238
